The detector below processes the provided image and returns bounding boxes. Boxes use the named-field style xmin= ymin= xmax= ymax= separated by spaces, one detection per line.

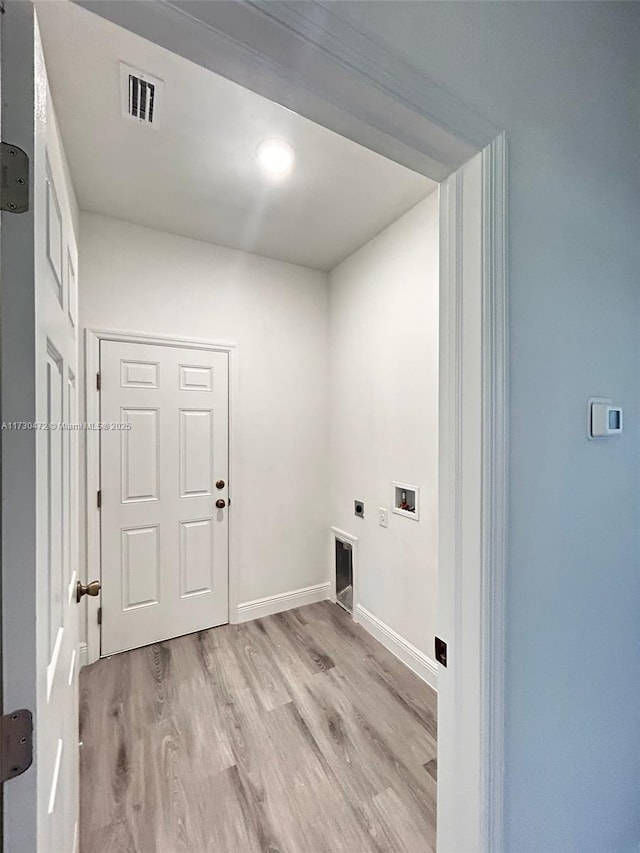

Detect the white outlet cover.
xmin=587 ymin=396 xmax=622 ymax=439
xmin=378 ymin=507 xmax=388 ymax=528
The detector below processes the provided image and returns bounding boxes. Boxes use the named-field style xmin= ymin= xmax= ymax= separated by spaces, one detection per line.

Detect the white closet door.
xmin=100 ymin=341 xmax=229 ymax=655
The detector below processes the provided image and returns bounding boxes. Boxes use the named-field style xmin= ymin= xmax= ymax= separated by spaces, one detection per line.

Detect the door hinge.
xmin=1 ymin=142 xmax=29 ymax=214
xmin=435 ymin=637 xmax=448 ymax=667
xmin=1 ymin=709 xmax=33 ymax=783
xmin=96 ymin=372 xmax=102 ymax=391
xmin=97 ymin=606 xmax=102 ymax=626
xmin=97 ymin=490 xmax=102 ymax=509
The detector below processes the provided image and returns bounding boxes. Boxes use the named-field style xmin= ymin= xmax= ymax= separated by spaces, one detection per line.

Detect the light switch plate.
xmin=378 ymin=507 xmax=388 ymax=528
xmin=588 ymin=397 xmax=623 ymax=439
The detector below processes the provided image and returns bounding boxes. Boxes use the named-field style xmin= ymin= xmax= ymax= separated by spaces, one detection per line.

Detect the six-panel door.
xmin=35 ymin=17 xmax=81 ymax=852
xmin=100 ymin=341 xmax=229 ymax=655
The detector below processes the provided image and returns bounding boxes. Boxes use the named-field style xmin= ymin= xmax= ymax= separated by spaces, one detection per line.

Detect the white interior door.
xmin=1 ymin=7 xmax=80 ymax=852
xmin=36 ymin=24 xmax=81 ymax=853
xmin=100 ymin=340 xmax=229 ymax=655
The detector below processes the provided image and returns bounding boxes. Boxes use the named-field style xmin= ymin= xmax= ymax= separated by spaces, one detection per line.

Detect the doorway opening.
xmin=35 ymin=2 xmax=441 ymax=848
xmin=1 ymin=2 xmax=507 ymax=851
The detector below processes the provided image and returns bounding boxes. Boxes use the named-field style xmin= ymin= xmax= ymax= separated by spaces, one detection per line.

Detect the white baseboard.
xmin=79 ymin=643 xmax=89 ymax=670
xmin=235 ymin=582 xmax=331 ymax=623
xmin=355 ymin=604 xmax=438 ymax=691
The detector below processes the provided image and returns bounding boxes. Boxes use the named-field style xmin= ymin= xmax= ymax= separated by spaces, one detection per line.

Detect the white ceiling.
xmin=36 ymin=2 xmax=436 ymax=271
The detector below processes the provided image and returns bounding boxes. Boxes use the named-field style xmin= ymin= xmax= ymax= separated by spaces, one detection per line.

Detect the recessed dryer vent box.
xmin=393 ymin=482 xmax=420 ymax=520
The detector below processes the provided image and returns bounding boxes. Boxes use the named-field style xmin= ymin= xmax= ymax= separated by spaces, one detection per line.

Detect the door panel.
xmin=35 ymin=24 xmax=80 ymax=852
xmin=122 ymin=526 xmax=161 ymax=610
xmin=1 ymin=8 xmax=81 ymax=850
xmin=180 ymin=518 xmax=215 ymax=597
xmin=45 ymin=346 xmax=64 ymax=673
xmin=121 ymin=408 xmax=160 ymax=502
xmin=100 ymin=341 xmax=229 ymax=655
xmin=180 ymin=409 xmax=214 ymax=497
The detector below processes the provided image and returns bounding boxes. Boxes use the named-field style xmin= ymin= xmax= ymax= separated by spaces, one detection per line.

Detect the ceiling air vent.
xmin=120 ymin=63 xmax=163 ymax=127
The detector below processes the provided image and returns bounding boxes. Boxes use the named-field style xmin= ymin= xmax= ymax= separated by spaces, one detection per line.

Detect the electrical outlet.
xmin=378 ymin=507 xmax=388 ymax=528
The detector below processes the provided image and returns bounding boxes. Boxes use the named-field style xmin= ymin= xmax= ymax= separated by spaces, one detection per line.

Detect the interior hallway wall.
xmin=329 ymin=191 xmax=439 ymax=662
xmin=330 ymin=3 xmax=640 ymax=851
xmin=78 ymin=212 xmax=330 ymax=629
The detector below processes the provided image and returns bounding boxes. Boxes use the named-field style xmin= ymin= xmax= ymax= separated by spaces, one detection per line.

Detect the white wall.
xmin=79 ymin=201 xmax=441 ymax=657
xmin=78 ymin=212 xmax=329 ymax=613
xmin=329 ymin=192 xmax=439 ymax=660
xmin=329 ymin=4 xmax=640 ymax=852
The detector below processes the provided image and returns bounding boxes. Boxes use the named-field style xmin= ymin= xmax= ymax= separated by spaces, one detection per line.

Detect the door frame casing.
xmin=84 ymin=328 xmax=238 ymax=665
xmin=437 ymin=138 xmax=508 ymax=852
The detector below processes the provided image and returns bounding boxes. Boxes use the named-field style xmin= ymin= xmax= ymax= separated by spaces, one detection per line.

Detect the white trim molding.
xmin=437 ymin=135 xmax=508 ymax=853
xmin=235 ymin=582 xmax=331 ymax=623
xmin=480 ymin=133 xmax=508 ymax=853
xmin=356 ymin=604 xmax=438 ymax=692
xmin=84 ymin=327 xmax=238 ymax=664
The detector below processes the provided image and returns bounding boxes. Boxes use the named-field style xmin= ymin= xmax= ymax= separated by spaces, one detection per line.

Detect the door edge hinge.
xmin=97 ymin=606 xmax=102 ymax=626
xmin=96 ymin=372 xmax=102 ymax=391
xmin=1 ymin=142 xmax=29 ymax=214
xmin=1 ymin=709 xmax=33 ymax=783
xmin=97 ymin=490 xmax=102 ymax=509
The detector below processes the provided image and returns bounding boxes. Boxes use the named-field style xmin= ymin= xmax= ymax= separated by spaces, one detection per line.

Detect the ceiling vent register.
xmin=120 ymin=62 xmax=163 ymax=127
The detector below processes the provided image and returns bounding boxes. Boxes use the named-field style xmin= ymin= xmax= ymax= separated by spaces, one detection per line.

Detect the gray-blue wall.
xmin=330 ymin=3 xmax=640 ymax=851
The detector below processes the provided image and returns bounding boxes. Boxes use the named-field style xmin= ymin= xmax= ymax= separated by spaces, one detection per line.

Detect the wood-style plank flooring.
xmin=80 ymin=601 xmax=437 ymax=853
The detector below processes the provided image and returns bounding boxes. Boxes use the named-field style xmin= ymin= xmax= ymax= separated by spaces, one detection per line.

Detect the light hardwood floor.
xmin=80 ymin=601 xmax=437 ymax=853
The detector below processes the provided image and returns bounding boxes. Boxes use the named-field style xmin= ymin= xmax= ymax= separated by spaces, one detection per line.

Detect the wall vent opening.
xmin=120 ymin=63 xmax=163 ymax=127
xmin=335 ymin=538 xmax=353 ymax=614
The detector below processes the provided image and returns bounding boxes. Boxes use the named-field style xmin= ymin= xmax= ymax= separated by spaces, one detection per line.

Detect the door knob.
xmin=216 ymin=499 xmax=226 ymax=509
xmin=216 ymin=479 xmax=225 ymax=490
xmin=76 ymin=579 xmax=101 ymax=603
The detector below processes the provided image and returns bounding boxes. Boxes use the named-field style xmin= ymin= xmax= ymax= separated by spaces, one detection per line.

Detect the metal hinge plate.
xmin=96 ymin=372 xmax=102 ymax=391
xmin=97 ymin=490 xmax=102 ymax=509
xmin=1 ymin=143 xmax=29 ymax=214
xmin=1 ymin=709 xmax=33 ymax=783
